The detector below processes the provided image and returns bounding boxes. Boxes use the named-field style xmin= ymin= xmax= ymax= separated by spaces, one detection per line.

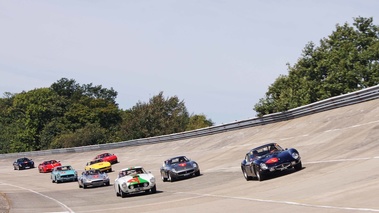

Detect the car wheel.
xmin=255 ymin=167 xmax=265 ymax=181
xmin=83 ymin=184 xmax=87 ymax=189
xmin=120 ymin=187 xmax=127 ymax=198
xmin=167 ymin=172 xmax=173 ymax=182
xmin=161 ymin=172 xmax=167 ymax=182
xmin=106 ymin=181 xmax=110 ymax=186
xmin=242 ymin=168 xmax=252 ymax=181
xmin=195 ymin=170 xmax=201 ymax=176
xmin=294 ymin=161 xmax=302 ymax=171
xmin=151 ymin=185 xmax=157 ymax=194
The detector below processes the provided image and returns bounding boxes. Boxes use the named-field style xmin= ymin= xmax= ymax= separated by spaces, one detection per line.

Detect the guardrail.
xmin=1 ymin=84 xmax=378 ymax=159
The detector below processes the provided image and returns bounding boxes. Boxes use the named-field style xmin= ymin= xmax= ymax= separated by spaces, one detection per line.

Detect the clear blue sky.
xmin=0 ymin=1 xmax=378 ymax=125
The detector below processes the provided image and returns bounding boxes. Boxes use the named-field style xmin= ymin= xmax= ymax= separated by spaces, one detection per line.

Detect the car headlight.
xmin=260 ymin=163 xmax=268 ymax=170
xmin=150 ymin=177 xmax=156 ymax=183
xmin=172 ymin=168 xmax=176 ymax=172
xmin=291 ymin=152 xmax=299 ymax=159
xmin=121 ymin=182 xmax=127 ymax=188
xmin=193 ymin=163 xmax=197 ymax=168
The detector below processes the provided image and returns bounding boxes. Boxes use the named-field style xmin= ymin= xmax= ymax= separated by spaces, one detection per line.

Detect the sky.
xmin=0 ymin=1 xmax=378 ymax=125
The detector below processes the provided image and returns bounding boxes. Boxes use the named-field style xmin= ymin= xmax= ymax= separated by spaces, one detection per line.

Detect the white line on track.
xmin=0 ymin=182 xmax=74 ymax=213
xmin=306 ymin=157 xmax=379 ymax=164
xmin=172 ymin=192 xmax=379 ymax=212
xmin=75 ymin=194 xmax=206 ymax=212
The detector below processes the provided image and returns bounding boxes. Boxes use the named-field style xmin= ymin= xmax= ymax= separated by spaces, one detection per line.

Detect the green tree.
xmin=186 ymin=114 xmax=214 ymax=131
xmin=254 ymin=17 xmax=379 ymax=116
xmin=10 ymin=88 xmax=66 ymax=151
xmin=120 ymin=92 xmax=190 ymax=140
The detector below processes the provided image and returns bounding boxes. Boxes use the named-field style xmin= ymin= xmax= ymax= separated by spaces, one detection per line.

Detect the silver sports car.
xmin=78 ymin=169 xmax=110 ymax=189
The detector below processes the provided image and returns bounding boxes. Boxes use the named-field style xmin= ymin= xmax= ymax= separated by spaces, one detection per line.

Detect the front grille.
xmin=178 ymin=169 xmax=195 ymax=175
xmin=61 ymin=174 xmax=75 ymax=178
xmin=129 ymin=183 xmax=149 ymax=189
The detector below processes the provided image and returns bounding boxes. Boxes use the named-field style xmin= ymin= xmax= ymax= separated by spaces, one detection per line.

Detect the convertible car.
xmin=38 ymin=160 xmax=61 ymax=173
xmin=94 ymin=152 xmax=118 ymax=164
xmin=85 ymin=158 xmax=112 ymax=173
xmin=51 ymin=165 xmax=78 ymax=183
xmin=78 ymin=169 xmax=110 ymax=189
xmin=160 ymin=156 xmax=200 ymax=182
xmin=13 ymin=157 xmax=34 ymax=170
xmin=241 ymin=143 xmax=302 ymax=181
xmin=114 ymin=166 xmax=157 ymax=198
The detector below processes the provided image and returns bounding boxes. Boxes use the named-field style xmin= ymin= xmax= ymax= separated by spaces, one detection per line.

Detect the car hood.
xmin=89 ymin=162 xmax=111 ymax=168
xmin=55 ymin=170 xmax=76 ymax=175
xmin=118 ymin=174 xmax=153 ymax=184
xmin=83 ymin=174 xmax=108 ymax=180
xmin=171 ymin=161 xmax=196 ymax=170
xmin=255 ymin=151 xmax=292 ymax=163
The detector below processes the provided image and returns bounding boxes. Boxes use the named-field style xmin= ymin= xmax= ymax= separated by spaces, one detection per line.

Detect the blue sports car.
xmin=241 ymin=143 xmax=302 ymax=181
xmin=51 ymin=165 xmax=78 ymax=183
xmin=13 ymin=157 xmax=34 ymax=170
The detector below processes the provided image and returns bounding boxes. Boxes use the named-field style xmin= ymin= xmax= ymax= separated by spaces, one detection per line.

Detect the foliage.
xmin=120 ymin=92 xmax=190 ymax=140
xmin=254 ymin=17 xmax=379 ymax=116
xmin=0 ymin=79 xmax=213 ymax=153
xmin=186 ymin=114 xmax=214 ymax=131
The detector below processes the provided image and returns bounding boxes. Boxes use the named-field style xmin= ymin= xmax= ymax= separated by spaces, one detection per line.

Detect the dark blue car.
xmin=160 ymin=156 xmax=200 ymax=182
xmin=241 ymin=143 xmax=302 ymax=181
xmin=13 ymin=157 xmax=35 ymax=170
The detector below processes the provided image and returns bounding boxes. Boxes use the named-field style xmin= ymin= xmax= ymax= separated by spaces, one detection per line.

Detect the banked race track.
xmin=1 ymin=99 xmax=379 ymax=213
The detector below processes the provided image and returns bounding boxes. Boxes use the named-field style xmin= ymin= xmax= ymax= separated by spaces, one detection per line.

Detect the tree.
xmin=186 ymin=114 xmax=214 ymax=131
xmin=254 ymin=17 xmax=379 ymax=116
xmin=120 ymin=92 xmax=190 ymax=140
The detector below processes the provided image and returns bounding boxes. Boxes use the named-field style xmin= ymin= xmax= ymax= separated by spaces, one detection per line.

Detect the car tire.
xmin=294 ymin=161 xmax=302 ymax=171
xmin=167 ymin=172 xmax=174 ymax=182
xmin=120 ymin=187 xmax=127 ymax=198
xmin=242 ymin=168 xmax=252 ymax=181
xmin=83 ymin=184 xmax=87 ymax=189
xmin=161 ymin=171 xmax=167 ymax=182
xmin=151 ymin=185 xmax=157 ymax=194
xmin=255 ymin=167 xmax=265 ymax=181
xmin=195 ymin=170 xmax=201 ymax=176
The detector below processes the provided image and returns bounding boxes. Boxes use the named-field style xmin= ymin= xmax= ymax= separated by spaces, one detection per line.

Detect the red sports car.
xmin=38 ymin=160 xmax=61 ymax=173
xmin=95 ymin=153 xmax=118 ymax=164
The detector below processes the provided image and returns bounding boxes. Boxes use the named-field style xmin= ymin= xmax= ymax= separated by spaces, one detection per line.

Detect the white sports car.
xmin=114 ymin=166 xmax=157 ymax=198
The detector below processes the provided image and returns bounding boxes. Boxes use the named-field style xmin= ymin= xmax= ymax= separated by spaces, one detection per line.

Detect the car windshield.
xmin=90 ymin=159 xmax=103 ymax=164
xmin=59 ymin=166 xmax=71 ymax=171
xmin=252 ymin=144 xmax=284 ymax=156
xmin=18 ymin=158 xmax=29 ymax=162
xmin=168 ymin=157 xmax=188 ymax=165
xmin=119 ymin=168 xmax=145 ymax=177
xmin=86 ymin=170 xmax=100 ymax=175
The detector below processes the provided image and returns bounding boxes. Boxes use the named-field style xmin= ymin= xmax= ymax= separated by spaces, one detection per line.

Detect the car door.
xmin=243 ymin=154 xmax=255 ymax=176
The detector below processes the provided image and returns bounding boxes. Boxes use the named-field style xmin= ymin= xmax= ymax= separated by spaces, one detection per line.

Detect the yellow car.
xmin=85 ymin=158 xmax=112 ymax=173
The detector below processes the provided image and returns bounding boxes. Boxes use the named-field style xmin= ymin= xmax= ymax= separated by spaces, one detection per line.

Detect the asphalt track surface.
xmin=1 ymin=99 xmax=379 ymax=213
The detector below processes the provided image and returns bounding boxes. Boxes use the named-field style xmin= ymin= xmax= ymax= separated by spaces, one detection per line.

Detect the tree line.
xmin=0 ymin=78 xmax=213 ymax=154
xmin=254 ymin=17 xmax=379 ymax=116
